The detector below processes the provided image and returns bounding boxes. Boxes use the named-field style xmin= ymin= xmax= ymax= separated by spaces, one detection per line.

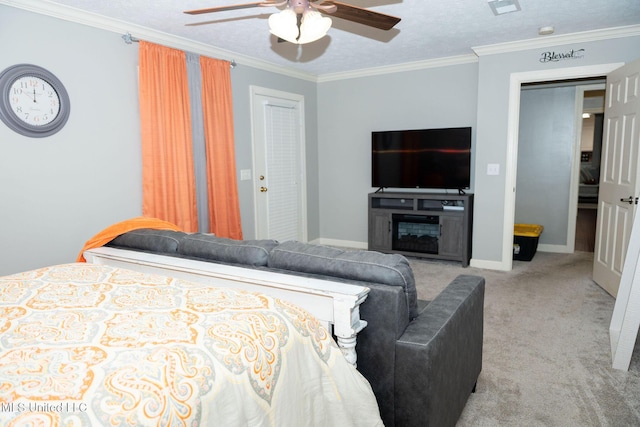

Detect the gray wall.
xmin=0 ymin=5 xmax=318 ymax=275
xmin=0 ymin=6 xmax=142 ymax=275
xmin=473 ymin=37 xmax=640 ymax=265
xmin=316 ymin=63 xmax=479 ymax=246
xmin=2 ymin=4 xmax=639 ymax=274
xmin=315 ymin=37 xmax=639 ymax=257
xmin=516 ymin=86 xmax=577 ymax=246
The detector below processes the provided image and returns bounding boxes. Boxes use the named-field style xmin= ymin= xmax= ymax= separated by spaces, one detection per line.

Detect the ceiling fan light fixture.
xmin=298 ymin=10 xmax=332 ymax=44
xmin=268 ymin=8 xmax=300 ymax=43
xmin=268 ymin=3 xmax=332 ymax=44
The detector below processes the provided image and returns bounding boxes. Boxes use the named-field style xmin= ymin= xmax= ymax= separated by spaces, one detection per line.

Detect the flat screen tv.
xmin=372 ymin=127 xmax=472 ymax=190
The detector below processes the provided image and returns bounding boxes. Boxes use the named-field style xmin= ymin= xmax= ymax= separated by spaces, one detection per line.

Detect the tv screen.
xmin=372 ymin=127 xmax=471 ymax=190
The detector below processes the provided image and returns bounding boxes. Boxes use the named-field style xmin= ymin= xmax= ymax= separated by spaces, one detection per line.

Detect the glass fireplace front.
xmin=392 ymin=214 xmax=440 ymax=254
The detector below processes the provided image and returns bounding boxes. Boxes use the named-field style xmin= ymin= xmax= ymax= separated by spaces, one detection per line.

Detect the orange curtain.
xmin=138 ymin=41 xmax=198 ymax=232
xmin=200 ymin=56 xmax=243 ymax=239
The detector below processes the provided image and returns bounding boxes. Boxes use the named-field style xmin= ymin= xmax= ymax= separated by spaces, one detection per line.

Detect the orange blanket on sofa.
xmin=76 ymin=216 xmax=182 ymax=262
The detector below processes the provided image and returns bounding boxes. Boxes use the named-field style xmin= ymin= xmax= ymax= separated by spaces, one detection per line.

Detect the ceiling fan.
xmin=184 ymin=0 xmax=401 ymax=44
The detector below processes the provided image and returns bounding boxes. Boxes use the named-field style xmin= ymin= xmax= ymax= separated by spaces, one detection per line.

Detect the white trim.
xmin=470 ymin=258 xmax=508 ymax=271
xmin=503 ymin=63 xmax=624 ymax=271
xmin=473 ymin=25 xmax=640 ymax=57
xmin=538 ymin=244 xmax=573 ymax=254
xmin=7 ymin=0 xmax=639 ymax=82
xmin=316 ymin=55 xmax=479 ymax=83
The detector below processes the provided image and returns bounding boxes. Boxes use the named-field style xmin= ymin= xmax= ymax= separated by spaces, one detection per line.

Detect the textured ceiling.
xmin=14 ymin=0 xmax=640 ymax=76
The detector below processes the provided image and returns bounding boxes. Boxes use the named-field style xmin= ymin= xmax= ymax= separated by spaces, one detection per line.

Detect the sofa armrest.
xmin=356 ymin=282 xmax=410 ymax=427
xmin=394 ymin=275 xmax=485 ymax=427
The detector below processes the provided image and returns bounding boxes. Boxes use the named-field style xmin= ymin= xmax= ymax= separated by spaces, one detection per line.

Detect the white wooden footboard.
xmin=83 ymin=247 xmax=369 ymax=366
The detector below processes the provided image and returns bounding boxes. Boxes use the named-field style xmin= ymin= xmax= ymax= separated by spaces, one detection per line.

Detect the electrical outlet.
xmin=487 ymin=163 xmax=500 ymax=176
xmin=240 ymin=169 xmax=252 ymax=181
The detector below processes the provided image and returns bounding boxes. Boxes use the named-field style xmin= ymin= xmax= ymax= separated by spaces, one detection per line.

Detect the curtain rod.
xmin=121 ymin=32 xmax=236 ymax=69
xmin=122 ymin=32 xmax=139 ymax=44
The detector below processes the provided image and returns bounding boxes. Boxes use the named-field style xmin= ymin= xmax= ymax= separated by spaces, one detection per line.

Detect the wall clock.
xmin=0 ymin=64 xmax=70 ymax=138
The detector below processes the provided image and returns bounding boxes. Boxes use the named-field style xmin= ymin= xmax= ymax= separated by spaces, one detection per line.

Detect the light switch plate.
xmin=487 ymin=163 xmax=500 ymax=176
xmin=240 ymin=169 xmax=252 ymax=181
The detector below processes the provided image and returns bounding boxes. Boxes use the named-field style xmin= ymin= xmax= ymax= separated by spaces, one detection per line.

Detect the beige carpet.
xmin=408 ymin=251 xmax=640 ymax=426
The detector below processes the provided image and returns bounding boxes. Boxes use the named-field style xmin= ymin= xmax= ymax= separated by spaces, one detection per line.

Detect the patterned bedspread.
xmin=0 ymin=263 xmax=382 ymax=426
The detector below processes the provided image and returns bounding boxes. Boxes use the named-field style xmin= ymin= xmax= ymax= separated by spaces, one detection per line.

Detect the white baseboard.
xmin=537 ymin=243 xmax=572 ymax=253
xmin=469 ymin=244 xmax=571 ymax=271
xmin=469 ymin=258 xmax=510 ymax=271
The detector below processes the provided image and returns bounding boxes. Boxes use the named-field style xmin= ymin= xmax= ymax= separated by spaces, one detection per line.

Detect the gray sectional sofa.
xmin=105 ymin=229 xmax=485 ymax=427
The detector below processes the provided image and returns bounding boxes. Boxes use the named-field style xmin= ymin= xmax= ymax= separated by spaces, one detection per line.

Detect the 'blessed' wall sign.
xmin=539 ymin=48 xmax=585 ymax=63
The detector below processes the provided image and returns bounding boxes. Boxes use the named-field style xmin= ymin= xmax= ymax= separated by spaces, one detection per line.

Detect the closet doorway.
xmin=516 ymin=80 xmax=604 ymax=255
xmin=503 ymin=63 xmax=624 ymax=272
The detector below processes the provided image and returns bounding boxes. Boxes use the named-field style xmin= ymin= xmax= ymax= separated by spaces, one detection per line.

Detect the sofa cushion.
xmin=268 ymin=241 xmax=419 ymax=319
xmin=178 ymin=233 xmax=278 ymax=267
xmin=107 ymin=229 xmax=186 ymax=254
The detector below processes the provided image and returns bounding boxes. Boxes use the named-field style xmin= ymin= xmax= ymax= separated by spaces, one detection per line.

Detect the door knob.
xmin=620 ymin=196 xmax=638 ymax=205
xmin=260 ymin=187 xmax=268 ymax=193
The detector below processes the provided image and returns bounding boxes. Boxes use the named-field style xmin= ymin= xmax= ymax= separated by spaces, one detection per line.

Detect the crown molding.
xmin=0 ymin=0 xmax=318 ymax=82
xmin=316 ymin=54 xmax=479 ymax=83
xmin=4 ymin=1 xmax=640 ymax=82
xmin=472 ymin=25 xmax=640 ymax=56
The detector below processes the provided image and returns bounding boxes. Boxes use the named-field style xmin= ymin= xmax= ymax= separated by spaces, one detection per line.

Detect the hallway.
xmin=575 ymin=206 xmax=597 ymax=252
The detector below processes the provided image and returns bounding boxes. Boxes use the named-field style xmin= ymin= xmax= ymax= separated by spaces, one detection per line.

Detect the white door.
xmin=250 ymin=86 xmax=307 ymax=242
xmin=593 ymin=59 xmax=640 ymax=297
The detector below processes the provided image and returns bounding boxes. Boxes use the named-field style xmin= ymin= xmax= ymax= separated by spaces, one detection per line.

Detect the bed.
xmin=0 ymin=262 xmax=382 ymax=426
xmin=83 ymin=246 xmax=370 ymax=367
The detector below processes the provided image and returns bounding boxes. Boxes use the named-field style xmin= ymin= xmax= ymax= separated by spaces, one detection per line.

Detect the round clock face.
xmin=0 ymin=64 xmax=70 ymax=138
xmin=9 ymin=76 xmax=61 ymax=127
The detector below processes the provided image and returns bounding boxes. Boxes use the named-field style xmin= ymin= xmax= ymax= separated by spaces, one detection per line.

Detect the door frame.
xmin=249 ymin=85 xmax=308 ymax=241
xmin=503 ymin=63 xmax=624 ymax=270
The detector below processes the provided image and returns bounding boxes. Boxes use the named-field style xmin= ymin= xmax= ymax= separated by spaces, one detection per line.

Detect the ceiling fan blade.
xmin=184 ymin=2 xmax=277 ymax=14
xmin=321 ymin=1 xmax=400 ymax=30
